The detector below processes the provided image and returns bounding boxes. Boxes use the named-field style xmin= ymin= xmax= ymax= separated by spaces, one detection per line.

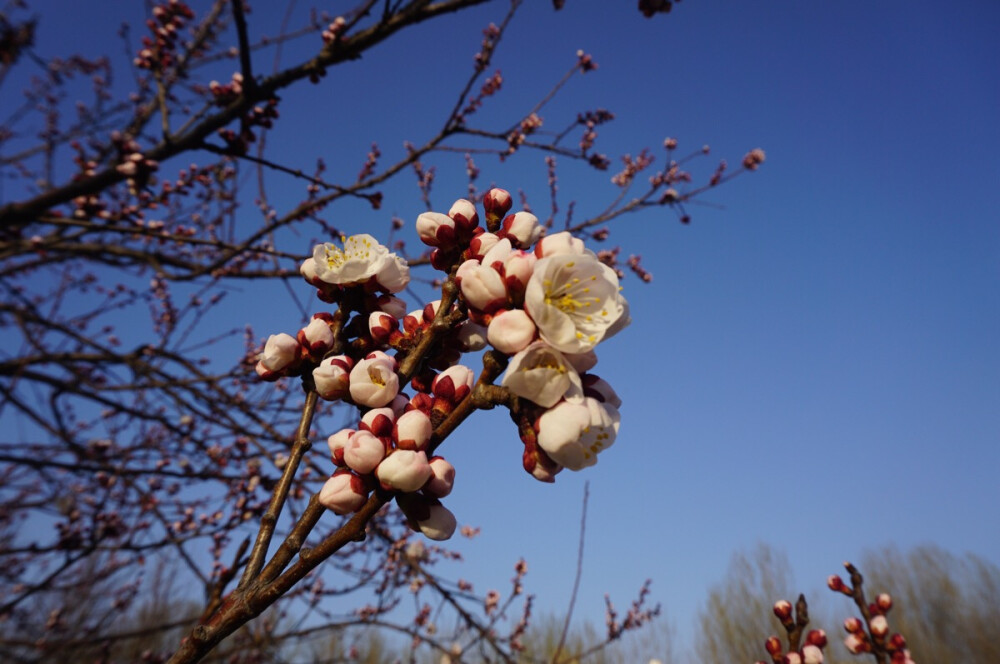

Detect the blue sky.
xmin=12 ymin=0 xmax=1000 ymax=654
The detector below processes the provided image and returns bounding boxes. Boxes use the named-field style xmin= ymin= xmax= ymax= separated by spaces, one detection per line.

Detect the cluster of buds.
xmin=418 ymin=188 xmax=628 ymax=481
xmin=758 ymin=599 xmax=829 ymax=664
xmin=208 ymin=72 xmax=244 ymax=104
xmin=216 ymin=98 xmax=280 ymax=154
xmin=255 ymin=187 xmax=628 ymax=538
xmin=133 ymin=0 xmax=194 ymax=71
xmin=828 ymin=572 xmax=915 ymax=663
xmin=110 ymin=132 xmax=159 ymax=194
xmin=321 ymin=17 xmax=346 ymax=44
xmin=321 ymin=393 xmax=457 ymax=540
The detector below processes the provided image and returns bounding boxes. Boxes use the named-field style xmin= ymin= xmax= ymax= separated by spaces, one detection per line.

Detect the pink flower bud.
xmin=487 ymin=309 xmax=537 ymax=355
xmin=502 ymin=250 xmax=536 ymax=295
xmin=827 ymin=575 xmax=846 ymax=593
xmin=389 ymin=393 xmax=410 ymax=417
xmin=416 ymin=211 xmax=456 ymax=247
xmin=416 ymin=502 xmax=457 ymax=541
xmin=344 ymin=430 xmax=387 ymax=474
xmin=394 ymin=409 xmax=432 ymax=451
xmin=448 ymin=198 xmax=479 ymax=233
xmin=783 ymin=653 xmax=802 ymax=664
xmin=806 ymin=630 xmax=828 ymax=648
xmin=376 ymin=450 xmax=433 ymax=492
xmin=360 ymin=407 xmax=395 ymax=437
xmin=318 ymin=470 xmax=369 ymax=515
xmin=403 ymin=308 xmax=425 ymax=335
xmin=888 ymin=633 xmax=907 ymax=650
xmin=298 ymin=316 xmax=334 ymax=355
xmin=255 ymin=333 xmax=300 ymax=379
xmin=349 ymin=354 xmax=400 ymax=407
xmin=424 ymin=456 xmax=455 ymax=497
xmin=844 ymin=633 xmax=869 ymax=654
xmin=483 ymin=187 xmax=513 ymax=222
xmin=368 ymin=311 xmax=399 ymax=346
xmin=481 ymin=237 xmax=513 ymax=269
xmin=313 ymin=354 xmax=353 ymax=400
xmin=876 ymin=593 xmax=893 ymax=612
xmin=500 ymin=211 xmax=542 ymax=248
xmin=765 ymin=636 xmax=783 ymax=656
xmin=468 ymin=232 xmax=501 ymax=260
xmin=376 ymin=294 xmax=407 ymax=319
xmin=397 ymin=493 xmax=458 ymax=541
xmin=327 ymin=428 xmax=354 ymax=466
xmin=534 ymin=230 xmax=585 ymax=258
xmin=457 ymin=260 xmax=507 ymax=312
xmin=843 ymin=617 xmax=863 ymax=633
xmin=802 ymin=645 xmax=824 ymax=664
xmin=432 ymin=365 xmax=475 ymax=403
xmin=773 ymin=599 xmax=793 ymax=620
xmin=870 ymin=615 xmax=889 ymax=638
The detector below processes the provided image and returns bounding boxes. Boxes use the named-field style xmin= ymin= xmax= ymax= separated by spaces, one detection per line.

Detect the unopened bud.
xmin=876 ymin=593 xmax=893 ymax=612
xmin=870 ymin=615 xmax=889 ymax=638
xmin=765 ymin=636 xmax=782 ymax=656
xmin=773 ymin=599 xmax=793 ymax=620
xmin=843 ymin=617 xmax=864 ymax=634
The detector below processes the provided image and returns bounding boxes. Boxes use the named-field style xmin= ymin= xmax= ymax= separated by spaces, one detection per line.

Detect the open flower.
xmin=524 ymin=253 xmax=625 ymax=354
xmin=536 ymin=397 xmax=619 ymax=470
xmin=501 ymin=341 xmax=582 ymax=408
xmin=349 ymin=351 xmax=400 ymax=407
xmin=311 ymin=234 xmax=409 ymax=292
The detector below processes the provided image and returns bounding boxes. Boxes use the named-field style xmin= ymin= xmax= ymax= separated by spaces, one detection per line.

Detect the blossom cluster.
xmin=254 ymin=188 xmax=629 ymax=539
xmin=828 ymin=577 xmax=915 ymax=663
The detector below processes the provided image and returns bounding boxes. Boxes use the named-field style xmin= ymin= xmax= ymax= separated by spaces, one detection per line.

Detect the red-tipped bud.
xmin=773 ymin=599 xmax=793 ymax=621
xmin=359 ymin=407 xmax=395 ymax=438
xmin=801 ymin=644 xmax=824 ymax=664
xmin=876 ymin=593 xmax=893 ymax=612
xmin=416 ymin=211 xmax=456 ymax=247
xmin=827 ymin=575 xmax=848 ymax=594
xmin=368 ymin=311 xmax=399 ymax=347
xmin=393 ymin=409 xmax=432 ymax=451
xmin=843 ymin=617 xmax=864 ymax=634
xmin=805 ymin=629 xmax=828 ymax=648
xmin=448 ymin=198 xmax=479 ymax=233
xmin=870 ymin=615 xmax=889 ymax=638
xmin=483 ymin=187 xmax=513 ymax=226
xmin=327 ymin=428 xmax=354 ymax=467
xmin=888 ymin=633 xmax=907 ymax=651
xmin=844 ymin=633 xmax=870 ymax=654
xmin=765 ymin=636 xmax=783 ymax=656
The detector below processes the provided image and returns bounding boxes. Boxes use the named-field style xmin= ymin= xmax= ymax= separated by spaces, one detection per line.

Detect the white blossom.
xmin=524 ymin=253 xmax=625 ymax=354
xmin=501 ymin=341 xmax=582 ymax=408
xmin=536 ymin=397 xmax=619 ymax=470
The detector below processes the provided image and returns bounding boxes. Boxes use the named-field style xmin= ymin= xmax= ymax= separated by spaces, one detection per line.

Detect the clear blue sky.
xmin=17 ymin=0 xmax=1000 ymax=652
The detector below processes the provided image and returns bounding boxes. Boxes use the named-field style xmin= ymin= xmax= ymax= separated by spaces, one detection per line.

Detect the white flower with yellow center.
xmin=524 ymin=253 xmax=625 ymax=354
xmin=311 ymin=234 xmax=409 ymax=291
xmin=536 ymin=397 xmax=620 ymax=470
xmin=501 ymin=341 xmax=582 ymax=408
